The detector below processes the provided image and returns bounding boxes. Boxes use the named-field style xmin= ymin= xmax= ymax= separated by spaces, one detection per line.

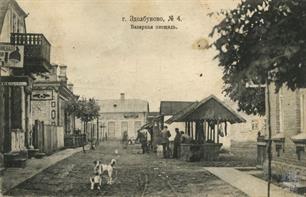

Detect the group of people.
xmin=121 ymin=125 xmax=191 ymax=158
xmin=160 ymin=126 xmax=191 ymax=159
xmin=122 ymin=130 xmax=149 ymax=154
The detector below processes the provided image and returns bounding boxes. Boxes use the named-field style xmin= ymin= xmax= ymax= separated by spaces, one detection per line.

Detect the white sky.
xmin=17 ymin=0 xmax=239 ymax=111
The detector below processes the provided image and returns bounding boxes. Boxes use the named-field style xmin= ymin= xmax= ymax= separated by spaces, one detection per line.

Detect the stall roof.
xmin=139 ymin=114 xmax=163 ymax=131
xmin=139 ymin=122 xmax=154 ymax=131
xmin=160 ymin=101 xmax=195 ymax=115
xmin=165 ymin=95 xmax=246 ymax=124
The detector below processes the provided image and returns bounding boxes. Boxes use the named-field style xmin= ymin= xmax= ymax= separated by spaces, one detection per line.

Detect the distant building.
xmin=223 ymin=100 xmax=266 ymax=148
xmin=160 ymin=101 xmax=195 ymax=141
xmin=97 ymin=93 xmax=149 ymax=139
xmin=263 ymin=84 xmax=306 ymax=182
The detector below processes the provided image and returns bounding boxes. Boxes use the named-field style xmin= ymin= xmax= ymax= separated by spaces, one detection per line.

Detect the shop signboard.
xmin=31 ymin=89 xmax=54 ymax=100
xmin=0 ymin=43 xmax=24 ymax=68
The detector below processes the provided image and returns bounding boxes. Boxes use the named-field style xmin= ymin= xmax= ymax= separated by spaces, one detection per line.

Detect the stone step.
xmin=4 ymin=158 xmax=27 ymax=168
xmin=282 ymin=181 xmax=306 ymax=194
xmin=28 ymin=149 xmax=40 ymax=159
xmin=4 ymin=152 xmax=28 ymax=168
xmin=34 ymin=152 xmax=46 ymax=159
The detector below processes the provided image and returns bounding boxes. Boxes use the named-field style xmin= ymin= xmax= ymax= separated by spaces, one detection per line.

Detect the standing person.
xmin=180 ymin=131 xmax=191 ymax=144
xmin=122 ymin=130 xmax=128 ymax=149
xmin=136 ymin=130 xmax=147 ymax=154
xmin=173 ymin=128 xmax=181 ymax=158
xmin=161 ymin=126 xmax=171 ymax=158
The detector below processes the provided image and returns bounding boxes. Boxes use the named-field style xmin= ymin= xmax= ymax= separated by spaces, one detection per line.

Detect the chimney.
xmin=68 ymin=83 xmax=74 ymax=92
xmin=120 ymin=93 xmax=125 ymax=101
xmin=58 ymin=65 xmax=68 ymax=83
xmin=49 ymin=64 xmax=58 ymax=81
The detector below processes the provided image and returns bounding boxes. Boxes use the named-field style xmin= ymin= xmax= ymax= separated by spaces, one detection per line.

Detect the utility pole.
xmin=266 ymin=80 xmax=272 ymax=197
xmin=246 ymin=80 xmax=272 ymax=197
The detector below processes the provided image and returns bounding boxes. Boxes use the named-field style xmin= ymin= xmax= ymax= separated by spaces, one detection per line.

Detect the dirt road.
xmin=6 ymin=141 xmax=247 ymax=197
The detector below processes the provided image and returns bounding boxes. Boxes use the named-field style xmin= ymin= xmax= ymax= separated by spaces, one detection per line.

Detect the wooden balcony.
xmin=10 ymin=33 xmax=51 ymax=73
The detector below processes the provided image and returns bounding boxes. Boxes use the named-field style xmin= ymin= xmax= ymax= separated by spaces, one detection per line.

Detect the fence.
xmin=64 ymin=134 xmax=86 ymax=148
xmin=32 ymin=120 xmax=64 ymax=155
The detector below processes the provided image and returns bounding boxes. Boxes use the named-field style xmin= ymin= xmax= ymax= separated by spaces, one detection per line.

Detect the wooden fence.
xmin=32 ymin=120 xmax=64 ymax=155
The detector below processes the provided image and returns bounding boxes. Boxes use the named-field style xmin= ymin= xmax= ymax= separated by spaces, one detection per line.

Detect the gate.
xmin=257 ymin=135 xmax=267 ymax=169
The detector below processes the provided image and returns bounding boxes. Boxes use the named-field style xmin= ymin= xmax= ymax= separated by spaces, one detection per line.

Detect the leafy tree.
xmin=75 ymin=98 xmax=100 ymax=131
xmin=65 ymin=97 xmax=100 ymax=151
xmin=65 ymin=98 xmax=79 ymax=117
xmin=210 ymin=0 xmax=306 ymax=116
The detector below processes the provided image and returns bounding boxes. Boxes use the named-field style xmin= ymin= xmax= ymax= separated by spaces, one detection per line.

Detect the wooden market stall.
xmin=165 ymin=95 xmax=246 ymax=161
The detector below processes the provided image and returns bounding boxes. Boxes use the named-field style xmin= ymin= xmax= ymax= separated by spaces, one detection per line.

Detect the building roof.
xmin=97 ymin=99 xmax=149 ymax=113
xmin=148 ymin=112 xmax=160 ymax=117
xmin=0 ymin=0 xmax=10 ymax=34
xmin=165 ymin=95 xmax=246 ymax=124
xmin=160 ymin=101 xmax=196 ymax=115
xmin=0 ymin=0 xmax=27 ymax=35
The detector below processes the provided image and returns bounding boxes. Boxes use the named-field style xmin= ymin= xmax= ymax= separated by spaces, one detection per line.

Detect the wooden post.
xmin=267 ymin=81 xmax=272 ymax=197
xmin=217 ymin=122 xmax=220 ymax=144
xmin=187 ymin=122 xmax=190 ymax=136
xmin=4 ymin=86 xmax=11 ymax=153
xmin=207 ymin=123 xmax=210 ymax=141
xmin=191 ymin=122 xmax=194 ymax=139
xmin=195 ymin=122 xmax=197 ymax=141
xmin=213 ymin=125 xmax=215 ymax=143
xmin=185 ymin=122 xmax=187 ymax=134
xmin=96 ymin=118 xmax=99 ymax=144
xmin=203 ymin=121 xmax=206 ymax=142
xmin=196 ymin=120 xmax=204 ymax=142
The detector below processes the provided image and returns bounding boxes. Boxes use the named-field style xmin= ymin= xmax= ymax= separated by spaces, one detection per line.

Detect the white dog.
xmin=90 ymin=172 xmax=102 ymax=190
xmin=93 ymin=159 xmax=116 ymax=184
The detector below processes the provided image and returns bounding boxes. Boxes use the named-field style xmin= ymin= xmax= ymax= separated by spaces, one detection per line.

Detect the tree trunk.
xmin=82 ymin=121 xmax=87 ymax=153
xmin=96 ymin=118 xmax=99 ymax=145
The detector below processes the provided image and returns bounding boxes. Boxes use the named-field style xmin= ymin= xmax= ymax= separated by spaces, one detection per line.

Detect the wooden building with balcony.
xmin=0 ymin=0 xmax=52 ymax=167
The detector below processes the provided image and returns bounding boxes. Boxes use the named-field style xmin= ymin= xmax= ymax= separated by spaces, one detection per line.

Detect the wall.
xmin=0 ymin=86 xmax=4 ymax=153
xmin=10 ymin=129 xmax=26 ymax=152
xmin=265 ymin=85 xmax=306 ymax=181
xmin=31 ymin=92 xmax=58 ymax=125
xmin=100 ymin=112 xmax=147 ymax=139
xmin=0 ymin=4 xmax=26 ymax=42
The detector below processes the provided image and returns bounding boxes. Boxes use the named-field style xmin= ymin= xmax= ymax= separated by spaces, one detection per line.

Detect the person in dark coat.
xmin=122 ymin=130 xmax=128 ymax=149
xmin=136 ymin=130 xmax=147 ymax=154
xmin=161 ymin=126 xmax=171 ymax=158
xmin=173 ymin=128 xmax=181 ymax=158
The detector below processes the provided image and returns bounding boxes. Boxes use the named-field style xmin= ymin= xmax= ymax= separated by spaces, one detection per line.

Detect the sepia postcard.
xmin=0 ymin=0 xmax=305 ymax=196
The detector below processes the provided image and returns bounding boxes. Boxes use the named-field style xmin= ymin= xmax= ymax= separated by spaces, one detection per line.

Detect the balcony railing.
xmin=10 ymin=33 xmax=51 ymax=73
